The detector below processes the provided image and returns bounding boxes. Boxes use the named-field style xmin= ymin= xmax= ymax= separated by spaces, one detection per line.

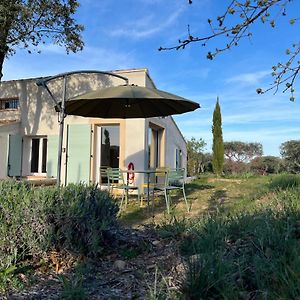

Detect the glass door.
xmin=96 ymin=125 xmax=120 ymax=183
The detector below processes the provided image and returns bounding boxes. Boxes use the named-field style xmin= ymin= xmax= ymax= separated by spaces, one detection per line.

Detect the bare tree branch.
xmin=159 ymin=0 xmax=299 ymax=100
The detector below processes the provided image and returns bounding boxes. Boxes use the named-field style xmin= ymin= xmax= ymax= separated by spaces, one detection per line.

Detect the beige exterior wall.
xmin=0 ymin=68 xmax=187 ymax=183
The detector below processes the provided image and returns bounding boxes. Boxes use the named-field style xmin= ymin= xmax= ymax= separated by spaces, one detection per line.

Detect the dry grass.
xmin=119 ymin=175 xmax=271 ymax=227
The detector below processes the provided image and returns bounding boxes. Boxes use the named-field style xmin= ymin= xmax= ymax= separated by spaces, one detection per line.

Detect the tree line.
xmin=186 ymin=139 xmax=300 ymax=177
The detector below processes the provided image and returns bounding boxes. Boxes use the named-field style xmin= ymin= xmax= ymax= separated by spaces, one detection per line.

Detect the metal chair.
xmin=106 ymin=168 xmax=140 ymax=209
xmin=152 ymin=168 xmax=189 ymax=214
xmin=139 ymin=167 xmax=168 ymax=207
xmin=99 ymin=166 xmax=110 ymax=189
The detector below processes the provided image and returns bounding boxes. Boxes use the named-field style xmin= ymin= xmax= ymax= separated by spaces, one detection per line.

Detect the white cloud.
xmin=226 ymin=70 xmax=270 ymax=85
xmin=109 ymin=7 xmax=184 ymax=39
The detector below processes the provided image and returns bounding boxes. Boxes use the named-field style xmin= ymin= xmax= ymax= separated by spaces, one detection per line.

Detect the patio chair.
xmin=106 ymin=168 xmax=140 ymax=210
xmin=99 ymin=166 xmax=110 ymax=189
xmin=139 ymin=167 xmax=168 ymax=207
xmin=152 ymin=168 xmax=189 ymax=214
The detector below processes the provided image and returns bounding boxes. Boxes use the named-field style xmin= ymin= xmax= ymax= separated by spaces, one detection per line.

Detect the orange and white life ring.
xmin=127 ymin=162 xmax=135 ymax=184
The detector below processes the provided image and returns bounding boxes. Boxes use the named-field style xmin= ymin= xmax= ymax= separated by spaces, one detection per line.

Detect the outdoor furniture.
xmin=152 ymin=168 xmax=189 ymax=214
xmin=106 ymin=168 xmax=140 ymax=210
xmin=99 ymin=166 xmax=110 ymax=189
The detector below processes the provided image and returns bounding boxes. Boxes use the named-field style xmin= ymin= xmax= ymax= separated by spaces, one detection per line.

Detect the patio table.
xmin=121 ymin=169 xmax=167 ymax=211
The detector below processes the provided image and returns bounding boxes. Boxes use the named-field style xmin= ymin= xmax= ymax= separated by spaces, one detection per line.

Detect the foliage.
xmin=180 ymin=189 xmax=300 ymax=299
xmin=280 ymin=140 xmax=300 ymax=173
xmin=224 ymin=141 xmax=263 ymax=162
xmin=157 ymin=217 xmax=189 ymax=240
xmin=0 ymin=0 xmax=84 ymax=79
xmin=59 ymin=273 xmax=87 ymax=300
xmin=250 ymin=155 xmax=282 ymax=175
xmin=269 ymin=174 xmax=300 ymax=191
xmin=148 ymin=267 xmax=180 ymax=300
xmin=160 ymin=0 xmax=299 ymax=100
xmin=223 ymin=159 xmax=248 ymax=174
xmin=212 ymin=98 xmax=224 ymax=176
xmin=186 ymin=137 xmax=207 ymax=176
xmin=0 ymin=180 xmax=118 ymax=271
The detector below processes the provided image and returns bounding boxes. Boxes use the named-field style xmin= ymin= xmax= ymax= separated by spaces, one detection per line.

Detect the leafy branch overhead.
xmin=0 ymin=0 xmax=84 ymax=79
xmin=159 ymin=0 xmax=299 ymax=101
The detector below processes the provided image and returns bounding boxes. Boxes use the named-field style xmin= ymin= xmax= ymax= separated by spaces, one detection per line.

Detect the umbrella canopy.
xmin=64 ymin=85 xmax=200 ymax=118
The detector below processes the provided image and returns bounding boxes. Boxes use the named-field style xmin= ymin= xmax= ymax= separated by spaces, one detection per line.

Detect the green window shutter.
xmin=8 ymin=135 xmax=22 ymax=177
xmin=47 ymin=135 xmax=59 ymax=178
xmin=67 ymin=124 xmax=91 ymax=184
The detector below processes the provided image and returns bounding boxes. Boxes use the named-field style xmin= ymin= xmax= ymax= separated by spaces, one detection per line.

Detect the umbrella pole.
xmin=36 ymin=70 xmax=130 ymax=186
xmin=57 ymin=76 xmax=67 ymax=186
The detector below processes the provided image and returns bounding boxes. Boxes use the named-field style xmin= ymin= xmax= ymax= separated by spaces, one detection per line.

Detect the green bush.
xmin=269 ymin=174 xmax=300 ymax=191
xmin=50 ymin=183 xmax=119 ymax=256
xmin=180 ymin=189 xmax=300 ymax=299
xmin=0 ymin=180 xmax=118 ymax=270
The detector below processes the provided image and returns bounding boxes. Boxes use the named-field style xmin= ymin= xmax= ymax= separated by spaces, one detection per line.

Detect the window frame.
xmin=0 ymin=98 xmax=19 ymax=110
xmin=29 ymin=136 xmax=48 ymax=175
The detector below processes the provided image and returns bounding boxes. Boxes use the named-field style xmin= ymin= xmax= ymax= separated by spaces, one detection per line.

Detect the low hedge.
xmin=0 ymin=180 xmax=118 ymax=270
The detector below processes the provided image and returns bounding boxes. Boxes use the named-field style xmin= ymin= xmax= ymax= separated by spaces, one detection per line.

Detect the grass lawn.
xmin=119 ymin=175 xmax=270 ymax=227
xmin=119 ymin=174 xmax=300 ymax=299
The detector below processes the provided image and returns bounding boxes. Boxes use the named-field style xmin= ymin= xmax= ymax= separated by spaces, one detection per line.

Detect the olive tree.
xmin=186 ymin=137 xmax=207 ymax=176
xmin=0 ymin=0 xmax=84 ymax=79
xmin=280 ymin=140 xmax=300 ymax=173
xmin=224 ymin=141 xmax=263 ymax=163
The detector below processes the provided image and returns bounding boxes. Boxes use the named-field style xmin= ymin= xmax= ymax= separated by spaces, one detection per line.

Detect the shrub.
xmin=0 ymin=180 xmax=118 ymax=270
xmin=0 ymin=180 xmax=51 ymax=269
xmin=223 ymin=160 xmax=248 ymax=174
xmin=50 ymin=183 xmax=119 ymax=256
xmin=269 ymin=174 xmax=300 ymax=191
xmin=250 ymin=156 xmax=282 ymax=175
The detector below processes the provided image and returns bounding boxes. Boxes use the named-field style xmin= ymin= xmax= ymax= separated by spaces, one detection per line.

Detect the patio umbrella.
xmin=38 ymin=71 xmax=200 ymax=186
xmin=64 ymin=85 xmax=200 ymax=118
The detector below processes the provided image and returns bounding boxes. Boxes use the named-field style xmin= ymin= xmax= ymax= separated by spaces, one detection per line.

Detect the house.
xmin=0 ymin=68 xmax=187 ymax=187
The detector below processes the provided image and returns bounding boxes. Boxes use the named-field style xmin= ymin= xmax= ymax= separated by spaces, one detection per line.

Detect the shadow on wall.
xmin=0 ymin=72 xmax=127 ymax=137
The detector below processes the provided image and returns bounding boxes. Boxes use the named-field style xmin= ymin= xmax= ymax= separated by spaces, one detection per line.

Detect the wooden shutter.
xmin=47 ymin=135 xmax=59 ymax=178
xmin=8 ymin=134 xmax=22 ymax=177
xmin=66 ymin=124 xmax=91 ymax=184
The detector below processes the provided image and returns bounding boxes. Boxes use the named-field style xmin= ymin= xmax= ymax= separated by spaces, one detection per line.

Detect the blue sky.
xmin=3 ymin=0 xmax=300 ymax=156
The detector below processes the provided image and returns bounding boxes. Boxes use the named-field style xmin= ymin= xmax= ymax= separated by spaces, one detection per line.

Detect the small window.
xmin=175 ymin=148 xmax=182 ymax=169
xmin=0 ymin=98 xmax=19 ymax=110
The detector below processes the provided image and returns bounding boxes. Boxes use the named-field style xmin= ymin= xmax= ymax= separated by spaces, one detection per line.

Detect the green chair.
xmin=99 ymin=166 xmax=110 ymax=189
xmin=153 ymin=168 xmax=189 ymax=214
xmin=106 ymin=168 xmax=140 ymax=209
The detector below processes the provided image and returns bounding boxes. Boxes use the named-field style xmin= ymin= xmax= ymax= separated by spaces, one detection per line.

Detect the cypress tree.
xmin=212 ymin=98 xmax=224 ymax=176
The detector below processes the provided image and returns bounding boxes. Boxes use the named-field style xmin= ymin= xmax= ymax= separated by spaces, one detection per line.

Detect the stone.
xmin=113 ymin=260 xmax=126 ymax=271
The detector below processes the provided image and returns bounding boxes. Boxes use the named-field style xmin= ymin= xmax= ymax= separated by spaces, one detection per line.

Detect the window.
xmin=30 ymin=137 xmax=47 ymax=174
xmin=175 ymin=148 xmax=182 ymax=169
xmin=148 ymin=126 xmax=163 ymax=169
xmin=100 ymin=125 xmax=120 ymax=168
xmin=0 ymin=98 xmax=19 ymax=110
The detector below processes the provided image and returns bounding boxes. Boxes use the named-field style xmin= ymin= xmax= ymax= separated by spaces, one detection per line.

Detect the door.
xmin=95 ymin=125 xmax=120 ymax=183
